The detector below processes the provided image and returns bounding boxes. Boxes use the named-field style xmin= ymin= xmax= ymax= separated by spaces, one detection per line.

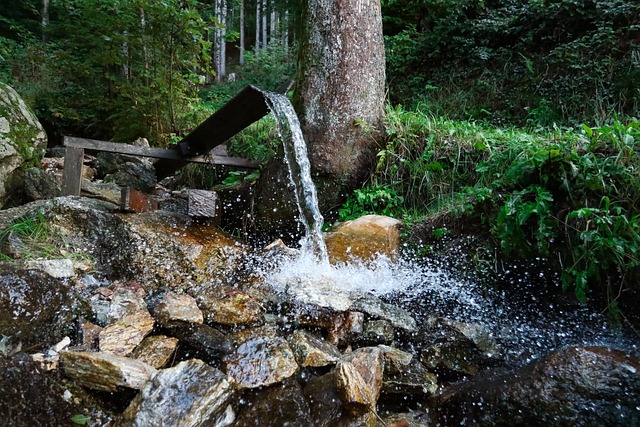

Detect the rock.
xmin=234 ymin=379 xmax=312 ymax=427
xmin=286 ymin=276 xmax=354 ymax=312
xmin=325 ymin=215 xmax=402 ymax=264
xmin=22 ymin=258 xmax=75 ymax=278
xmin=327 ymin=311 xmax=365 ymax=346
xmin=165 ymin=321 xmax=232 ymax=360
xmin=432 ymin=346 xmax=640 ymax=426
xmin=199 ymin=290 xmax=264 ymax=326
xmin=304 ymin=372 xmax=344 ymax=427
xmin=23 ymin=167 xmax=61 ymax=201
xmin=289 ymin=329 xmax=342 ymax=367
xmin=118 ymin=359 xmax=236 ymax=427
xmin=224 ymin=336 xmax=298 ymax=388
xmin=102 ymin=282 xmax=148 ymax=324
xmin=0 ymin=356 xmax=91 ymax=427
xmin=0 ymin=264 xmax=88 ymax=350
xmin=380 ymin=412 xmax=432 ymax=427
xmin=357 ymin=320 xmax=395 ymax=346
xmin=352 ymin=293 xmax=417 ymax=332
xmin=335 ymin=347 xmax=385 ymax=413
xmin=132 ymin=335 xmax=179 ymax=369
xmin=101 ymin=154 xmax=157 ymax=192
xmin=99 ymin=310 xmax=155 ymax=356
xmin=81 ymin=180 xmax=122 ymax=205
xmin=0 ymin=83 xmax=47 ymax=207
xmin=379 ymin=345 xmax=437 ymax=396
xmin=154 ymin=292 xmax=203 ymax=326
xmin=61 ymin=350 xmax=156 ymax=392
xmin=427 ymin=317 xmax=500 ymax=358
xmin=80 ymin=321 xmax=102 ymax=350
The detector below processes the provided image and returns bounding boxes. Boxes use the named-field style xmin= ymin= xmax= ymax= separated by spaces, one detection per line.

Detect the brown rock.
xmin=81 ymin=321 xmax=102 ymax=350
xmin=132 ymin=335 xmax=179 ymax=369
xmin=199 ymin=291 xmax=264 ymax=326
xmin=154 ymin=292 xmax=203 ymax=326
xmin=61 ymin=351 xmax=156 ymax=392
xmin=289 ymin=329 xmax=341 ymax=367
xmin=325 ymin=215 xmax=402 ymax=264
xmin=328 ymin=311 xmax=364 ymax=346
xmin=99 ymin=311 xmax=154 ymax=356
xmin=335 ymin=347 xmax=385 ymax=413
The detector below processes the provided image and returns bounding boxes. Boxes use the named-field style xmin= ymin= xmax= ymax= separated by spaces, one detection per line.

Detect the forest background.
xmin=1 ymin=0 xmax=640 ymax=321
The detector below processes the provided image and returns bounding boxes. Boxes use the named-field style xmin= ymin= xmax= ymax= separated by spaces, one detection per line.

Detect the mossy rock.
xmin=0 ymin=82 xmax=47 ymax=207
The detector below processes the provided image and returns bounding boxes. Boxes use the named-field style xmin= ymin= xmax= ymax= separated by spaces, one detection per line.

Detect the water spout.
xmin=263 ymin=91 xmax=329 ymax=264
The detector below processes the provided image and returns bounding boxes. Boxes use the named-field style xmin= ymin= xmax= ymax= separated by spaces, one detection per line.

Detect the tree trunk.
xmin=262 ymin=0 xmax=268 ymax=50
xmin=251 ymin=0 xmax=386 ymax=241
xmin=41 ymin=0 xmax=49 ymax=43
xmin=239 ymin=0 xmax=245 ymax=65
xmin=220 ymin=0 xmax=227 ymax=80
xmin=255 ymin=0 xmax=260 ymax=52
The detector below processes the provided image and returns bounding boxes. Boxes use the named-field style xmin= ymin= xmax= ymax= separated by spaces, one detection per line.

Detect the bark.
xmin=262 ymin=0 xmax=268 ymax=50
xmin=251 ymin=0 xmax=386 ymax=241
xmin=255 ymin=0 xmax=260 ymax=52
xmin=239 ymin=0 xmax=245 ymax=65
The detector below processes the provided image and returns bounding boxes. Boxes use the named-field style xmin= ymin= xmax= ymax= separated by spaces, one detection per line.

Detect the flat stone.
xmin=118 ymin=359 xmax=236 ymax=427
xmin=224 ymin=336 xmax=298 ymax=389
xmin=381 ymin=347 xmax=438 ymax=395
xmin=23 ymin=259 xmax=75 ymax=278
xmin=132 ymin=335 xmax=179 ymax=369
xmin=154 ymin=292 xmax=203 ymax=325
xmin=289 ymin=329 xmax=341 ymax=367
xmin=335 ymin=347 xmax=385 ymax=413
xmin=99 ymin=311 xmax=155 ymax=356
xmin=357 ymin=319 xmax=396 ymax=345
xmin=352 ymin=293 xmax=417 ymax=332
xmin=165 ymin=321 xmax=232 ymax=359
xmin=61 ymin=350 xmax=156 ymax=392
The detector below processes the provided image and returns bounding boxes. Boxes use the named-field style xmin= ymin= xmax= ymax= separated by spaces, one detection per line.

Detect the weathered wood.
xmin=61 ymin=145 xmax=84 ymax=196
xmin=121 ymin=187 xmax=158 ymax=213
xmin=154 ymin=85 xmax=269 ymax=179
xmin=188 ymin=189 xmax=219 ymax=218
xmin=63 ymin=136 xmax=259 ymax=169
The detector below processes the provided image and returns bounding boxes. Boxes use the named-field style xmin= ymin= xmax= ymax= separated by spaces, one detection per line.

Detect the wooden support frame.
xmin=61 ymin=136 xmax=259 ymax=196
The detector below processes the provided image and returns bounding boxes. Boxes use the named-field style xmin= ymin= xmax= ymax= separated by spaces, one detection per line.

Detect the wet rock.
xmin=154 ymin=292 xmax=203 ymax=326
xmin=81 ymin=180 xmax=122 ymax=205
xmin=432 ymin=346 xmax=640 ymax=426
xmin=80 ymin=321 xmax=102 ymax=350
xmin=131 ymin=335 xmax=179 ymax=369
xmin=290 ymin=301 xmax=340 ymax=329
xmin=61 ymin=350 xmax=156 ymax=392
xmin=325 ymin=215 xmax=402 ymax=264
xmin=328 ymin=311 xmax=365 ymax=346
xmin=0 ymin=264 xmax=87 ymax=350
xmin=99 ymin=310 xmax=155 ymax=356
xmin=335 ymin=347 xmax=385 ymax=413
xmin=427 ymin=317 xmax=500 ymax=358
xmin=0 ymin=356 xmax=89 ymax=427
xmin=352 ymin=294 xmax=417 ymax=332
xmin=304 ymin=372 xmax=344 ymax=426
xmin=102 ymin=282 xmax=148 ymax=324
xmin=234 ymin=379 xmax=312 ymax=427
xmin=380 ymin=346 xmax=437 ymax=396
xmin=166 ymin=321 xmax=232 ymax=360
xmin=23 ymin=166 xmax=60 ymax=201
xmin=224 ymin=336 xmax=298 ymax=388
xmin=30 ymin=336 xmax=71 ymax=371
xmin=118 ymin=359 xmax=236 ymax=427
xmin=289 ymin=329 xmax=342 ymax=367
xmin=199 ymin=290 xmax=264 ymax=326
xmin=101 ymin=153 xmax=157 ymax=192
xmin=357 ymin=320 xmax=395 ymax=346
xmin=0 ymin=82 xmax=47 ymax=207
xmin=380 ymin=412 xmax=432 ymax=427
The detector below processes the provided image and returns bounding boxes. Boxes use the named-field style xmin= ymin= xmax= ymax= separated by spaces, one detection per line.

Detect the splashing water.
xmin=259 ymin=91 xmax=637 ymax=364
xmin=263 ymin=91 xmax=329 ymax=263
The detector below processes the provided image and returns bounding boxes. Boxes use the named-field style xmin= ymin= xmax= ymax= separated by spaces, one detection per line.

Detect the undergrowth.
xmin=340 ymin=105 xmax=640 ymax=319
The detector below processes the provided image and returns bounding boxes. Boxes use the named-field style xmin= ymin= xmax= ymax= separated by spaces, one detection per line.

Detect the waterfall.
xmin=263 ymin=91 xmax=329 ymax=263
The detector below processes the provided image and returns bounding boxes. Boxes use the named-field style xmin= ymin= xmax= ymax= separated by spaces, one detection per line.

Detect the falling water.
xmin=263 ymin=91 xmax=329 ymax=263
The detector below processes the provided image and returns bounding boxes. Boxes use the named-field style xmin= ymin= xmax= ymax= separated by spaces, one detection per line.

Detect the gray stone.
xmin=23 ymin=167 xmax=61 ymax=201
xmin=23 ymin=258 xmax=75 ymax=278
xmin=224 ymin=336 xmax=298 ymax=389
xmin=357 ymin=319 xmax=395 ymax=345
xmin=352 ymin=293 xmax=417 ymax=332
xmin=165 ymin=321 xmax=232 ymax=360
xmin=380 ymin=345 xmax=438 ymax=395
xmin=118 ymin=359 xmax=236 ymax=427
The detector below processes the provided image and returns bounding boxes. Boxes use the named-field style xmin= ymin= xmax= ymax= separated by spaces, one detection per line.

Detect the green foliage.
xmin=383 ymin=0 xmax=640 ymax=126
xmin=344 ymin=105 xmax=640 ymax=316
xmin=0 ymin=211 xmax=59 ymax=260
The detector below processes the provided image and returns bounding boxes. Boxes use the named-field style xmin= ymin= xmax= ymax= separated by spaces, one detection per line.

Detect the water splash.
xmin=263 ymin=91 xmax=329 ymax=263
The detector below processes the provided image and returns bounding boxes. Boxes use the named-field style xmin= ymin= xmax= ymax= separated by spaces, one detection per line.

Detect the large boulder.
xmin=432 ymin=346 xmax=640 ymax=426
xmin=0 ymin=83 xmax=47 ymax=207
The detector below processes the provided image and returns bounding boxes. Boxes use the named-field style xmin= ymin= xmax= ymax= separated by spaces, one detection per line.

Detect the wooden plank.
xmin=154 ymin=85 xmax=269 ymax=179
xmin=188 ymin=190 xmax=219 ymax=218
xmin=61 ymin=146 xmax=84 ymax=196
xmin=63 ymin=136 xmax=259 ymax=169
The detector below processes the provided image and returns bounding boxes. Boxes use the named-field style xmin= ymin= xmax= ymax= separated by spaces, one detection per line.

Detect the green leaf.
xmin=71 ymin=414 xmax=91 ymax=425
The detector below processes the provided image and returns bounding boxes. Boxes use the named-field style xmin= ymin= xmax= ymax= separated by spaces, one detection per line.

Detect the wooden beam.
xmin=63 ymin=136 xmax=259 ymax=169
xmin=61 ymin=145 xmax=84 ymax=196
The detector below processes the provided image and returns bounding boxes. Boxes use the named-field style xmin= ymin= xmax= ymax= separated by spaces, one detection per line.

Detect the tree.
xmin=252 ymin=0 xmax=386 ymax=239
